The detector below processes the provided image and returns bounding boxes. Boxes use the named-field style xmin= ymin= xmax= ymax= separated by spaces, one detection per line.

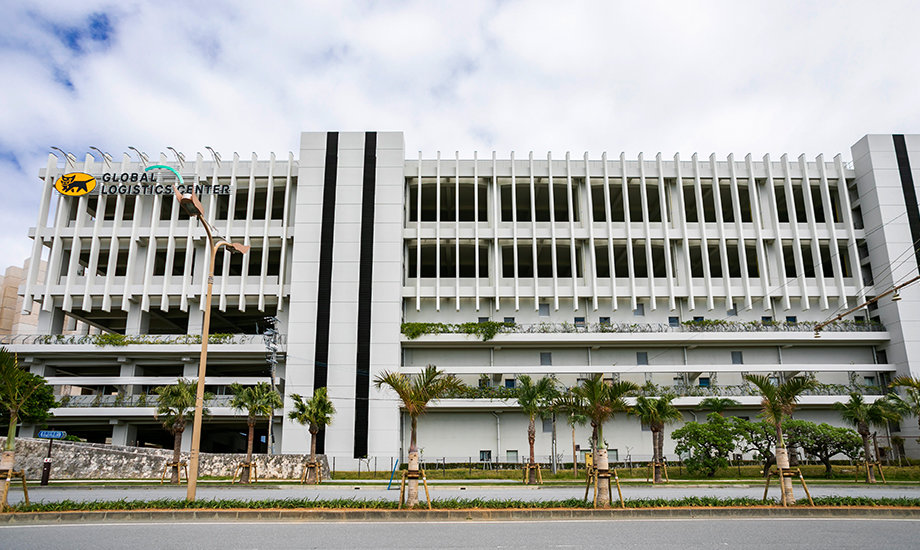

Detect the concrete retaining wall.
xmin=0 ymin=437 xmax=329 ymax=480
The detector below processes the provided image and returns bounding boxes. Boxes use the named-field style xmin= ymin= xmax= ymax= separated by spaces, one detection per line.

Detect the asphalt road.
xmin=5 ymin=482 xmax=920 ymax=505
xmin=2 ymin=518 xmax=918 ymax=549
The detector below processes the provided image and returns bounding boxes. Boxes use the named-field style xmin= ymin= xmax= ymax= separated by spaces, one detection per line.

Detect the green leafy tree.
xmin=834 ymin=393 xmax=900 ymax=483
xmin=288 ymin=388 xmax=336 ymax=482
xmin=671 ymin=413 xmax=735 ymax=477
xmin=552 ymin=389 xmax=588 ymax=475
xmin=154 ymin=379 xmax=213 ymax=484
xmin=629 ymin=394 xmax=683 ymax=482
xmin=699 ymin=397 xmax=739 ymax=416
xmin=229 ymin=382 xmax=283 ymax=483
xmin=514 ymin=375 xmax=558 ymax=484
xmin=570 ymin=374 xmax=638 ymax=507
xmin=744 ymin=374 xmax=817 ymax=504
xmin=730 ymin=417 xmax=776 ymax=475
xmin=374 ymin=365 xmax=462 ymax=507
xmin=784 ymin=419 xmax=863 ymax=478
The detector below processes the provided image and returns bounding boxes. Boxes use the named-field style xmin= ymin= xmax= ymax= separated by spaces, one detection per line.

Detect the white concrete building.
xmin=6 ymin=132 xmax=920 ymax=467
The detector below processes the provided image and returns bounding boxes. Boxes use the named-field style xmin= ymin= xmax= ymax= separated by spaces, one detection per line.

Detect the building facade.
xmin=6 ymin=132 xmax=920 ymax=466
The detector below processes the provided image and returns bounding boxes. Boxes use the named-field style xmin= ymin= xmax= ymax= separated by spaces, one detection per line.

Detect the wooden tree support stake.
xmin=859 ymin=461 xmax=886 ymax=484
xmin=522 ymin=463 xmax=544 ymax=485
xmin=0 ymin=469 xmax=29 ymax=510
xmin=300 ymin=461 xmax=323 ymax=484
xmin=159 ymin=461 xmax=189 ymax=484
xmin=583 ymin=466 xmax=624 ymax=509
xmin=645 ymin=461 xmax=670 ymax=483
xmin=398 ymin=469 xmax=432 ymax=510
xmin=232 ymin=462 xmax=258 ymax=484
xmin=762 ymin=467 xmax=814 ymax=506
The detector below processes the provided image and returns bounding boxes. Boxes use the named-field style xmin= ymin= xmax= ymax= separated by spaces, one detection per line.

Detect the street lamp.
xmin=145 ymin=165 xmax=249 ymax=501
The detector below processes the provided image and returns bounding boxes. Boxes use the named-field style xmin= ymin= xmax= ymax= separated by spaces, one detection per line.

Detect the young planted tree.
xmin=229 ymin=382 xmax=283 ymax=483
xmin=890 ymin=376 xmax=920 ymax=432
xmin=744 ymin=374 xmax=817 ymax=504
xmin=571 ymin=374 xmax=638 ymax=507
xmin=374 ymin=365 xmax=462 ymax=507
xmin=514 ymin=375 xmax=558 ymax=484
xmin=629 ymin=394 xmax=682 ymax=483
xmin=671 ymin=413 xmax=736 ymax=477
xmin=834 ymin=393 xmax=900 ymax=483
xmin=784 ymin=419 xmax=862 ymax=478
xmin=699 ymin=397 xmax=739 ymax=416
xmin=154 ymin=379 xmax=212 ymax=484
xmin=1 ymin=347 xmax=53 ymax=507
xmin=287 ymin=388 xmax=336 ymax=482
xmin=731 ymin=417 xmax=777 ymax=476
xmin=553 ymin=390 xmax=588 ymax=476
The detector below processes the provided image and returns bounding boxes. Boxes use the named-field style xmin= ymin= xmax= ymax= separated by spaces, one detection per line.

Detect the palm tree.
xmin=552 ymin=389 xmax=588 ymax=476
xmin=629 ymin=394 xmax=683 ymax=483
xmin=570 ymin=374 xmax=639 ymax=507
xmin=154 ymin=379 xmax=212 ymax=484
xmin=514 ymin=375 xmax=558 ymax=484
xmin=374 ymin=364 xmax=462 ymax=507
xmin=288 ymin=388 xmax=336 ymax=482
xmin=890 ymin=376 xmax=920 ymax=432
xmin=699 ymin=397 xmax=739 ymax=416
xmin=835 ymin=393 xmax=900 ymax=483
xmin=0 ymin=347 xmax=50 ymax=507
xmin=744 ymin=374 xmax=817 ymax=504
xmin=229 ymin=382 xmax=282 ymax=483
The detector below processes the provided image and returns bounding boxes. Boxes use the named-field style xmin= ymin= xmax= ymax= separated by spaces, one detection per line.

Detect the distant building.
xmin=5 ymin=133 xmax=919 ymax=465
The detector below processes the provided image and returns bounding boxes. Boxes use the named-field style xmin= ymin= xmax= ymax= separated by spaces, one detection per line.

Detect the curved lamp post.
xmin=145 ymin=165 xmax=249 ymax=501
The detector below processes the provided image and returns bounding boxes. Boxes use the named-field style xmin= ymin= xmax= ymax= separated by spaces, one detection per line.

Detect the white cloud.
xmin=2 ymin=0 xmax=920 ymax=263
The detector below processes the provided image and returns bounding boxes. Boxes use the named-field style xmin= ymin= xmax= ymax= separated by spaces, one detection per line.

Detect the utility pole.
xmin=263 ymin=316 xmax=281 ymax=455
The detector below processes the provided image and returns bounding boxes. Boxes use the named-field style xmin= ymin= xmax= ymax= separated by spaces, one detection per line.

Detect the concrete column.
xmin=125 ymin=304 xmax=149 ymax=335
xmin=187 ymin=299 xmax=204 ymax=334
xmin=181 ymin=428 xmax=192 ymax=452
xmin=119 ymin=361 xmax=142 ymax=395
xmin=37 ymin=307 xmax=65 ymax=334
xmin=111 ymin=420 xmax=137 ymax=447
xmin=18 ymin=424 xmax=36 ymax=438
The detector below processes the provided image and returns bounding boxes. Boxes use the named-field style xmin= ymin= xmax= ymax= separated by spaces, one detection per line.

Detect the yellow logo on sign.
xmin=54 ymin=172 xmax=97 ymax=196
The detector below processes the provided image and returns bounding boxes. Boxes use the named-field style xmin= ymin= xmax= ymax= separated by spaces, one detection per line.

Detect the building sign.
xmin=54 ymin=173 xmax=97 ymax=197
xmin=37 ymin=430 xmax=67 ymax=439
xmin=53 ymin=171 xmax=231 ymax=196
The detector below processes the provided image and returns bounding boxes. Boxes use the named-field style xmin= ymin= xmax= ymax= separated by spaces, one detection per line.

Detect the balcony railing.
xmin=401 ymin=319 xmax=885 ymax=341
xmin=0 ymin=333 xmax=277 ymax=346
xmin=442 ymin=382 xmax=886 ymax=400
xmin=55 ymin=394 xmax=237 ymax=408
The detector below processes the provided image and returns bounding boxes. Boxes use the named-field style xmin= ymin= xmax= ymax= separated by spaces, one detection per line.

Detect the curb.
xmin=2 ymin=507 xmax=919 ymax=524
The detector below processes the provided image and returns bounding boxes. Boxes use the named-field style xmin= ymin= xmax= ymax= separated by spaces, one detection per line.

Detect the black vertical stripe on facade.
xmin=353 ymin=131 xmax=377 ymax=458
xmin=313 ymin=131 xmax=339 ymax=454
xmin=893 ymin=135 xmax=920 ymax=271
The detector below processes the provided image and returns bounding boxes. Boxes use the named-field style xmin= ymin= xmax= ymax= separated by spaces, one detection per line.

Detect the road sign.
xmin=37 ymin=430 xmax=66 ymax=440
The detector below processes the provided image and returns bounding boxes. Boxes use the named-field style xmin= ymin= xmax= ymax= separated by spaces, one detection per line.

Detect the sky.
xmin=2 ymin=0 xmax=920 ymax=263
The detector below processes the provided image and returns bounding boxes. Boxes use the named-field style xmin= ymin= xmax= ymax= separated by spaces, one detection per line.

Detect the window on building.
xmin=599 ymin=316 xmax=611 ymax=325
xmin=504 ymin=317 xmax=515 ymax=324
xmin=698 ymin=377 xmax=711 ymax=388
xmin=634 ymin=303 xmax=645 ymax=316
xmin=542 ymin=418 xmax=553 ymax=433
xmin=608 ymin=449 xmax=619 ymax=462
xmin=693 ymin=316 xmax=704 ymax=322
xmin=506 ymin=450 xmax=519 ymax=463
xmin=637 ymin=352 xmax=649 ymax=366
xmin=731 ymin=351 xmax=743 ymax=365
xmin=762 ymin=316 xmax=773 ymax=324
xmin=574 ymin=316 xmax=586 ymax=328
xmin=539 ymin=303 xmax=550 ymax=317
xmin=728 ymin=303 xmax=738 ymax=317
xmin=891 ymin=422 xmax=901 ymax=433
xmin=478 ymin=317 xmax=490 ymax=323
xmin=505 ymin=378 xmax=516 ymax=389
xmin=641 ymin=421 xmax=651 ymax=432
xmin=668 ymin=316 xmax=680 ymax=327
xmin=540 ymin=352 xmax=552 ymax=366
xmin=479 ymin=450 xmax=492 ymax=462
xmin=864 ymin=376 xmax=877 ymax=387
xmin=876 ymin=349 xmax=888 ymax=364
xmin=855 ymin=315 xmax=865 ymax=322
xmin=785 ymin=316 xmax=797 ymax=324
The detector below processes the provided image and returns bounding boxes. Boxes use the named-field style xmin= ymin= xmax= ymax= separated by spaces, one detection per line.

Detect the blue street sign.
xmin=37 ymin=430 xmax=67 ymax=440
